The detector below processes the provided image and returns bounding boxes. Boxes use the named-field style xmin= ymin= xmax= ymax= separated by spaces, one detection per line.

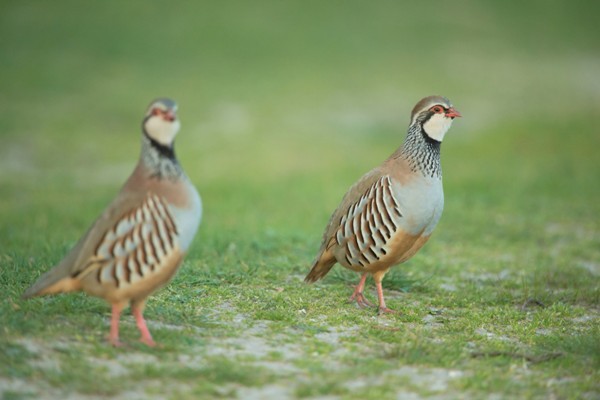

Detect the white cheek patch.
xmin=145 ymin=117 xmax=181 ymax=145
xmin=423 ymin=114 xmax=453 ymax=142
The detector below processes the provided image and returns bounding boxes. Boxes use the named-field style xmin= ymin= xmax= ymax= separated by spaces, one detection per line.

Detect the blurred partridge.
xmin=23 ymin=98 xmax=202 ymax=346
xmin=305 ymin=96 xmax=461 ymax=314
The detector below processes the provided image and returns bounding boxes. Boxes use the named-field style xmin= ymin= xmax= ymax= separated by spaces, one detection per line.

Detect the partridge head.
xmin=144 ymin=98 xmax=180 ymax=146
xmin=305 ymin=95 xmax=461 ymax=314
xmin=23 ymin=98 xmax=202 ymax=346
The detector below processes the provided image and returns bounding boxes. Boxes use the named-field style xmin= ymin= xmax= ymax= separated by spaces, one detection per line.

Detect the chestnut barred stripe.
xmin=335 ymin=176 xmax=403 ymax=269
xmin=93 ymin=194 xmax=178 ymax=287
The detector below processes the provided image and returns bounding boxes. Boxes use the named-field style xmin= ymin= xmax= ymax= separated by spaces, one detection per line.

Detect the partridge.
xmin=23 ymin=98 xmax=202 ymax=346
xmin=305 ymin=95 xmax=461 ymax=314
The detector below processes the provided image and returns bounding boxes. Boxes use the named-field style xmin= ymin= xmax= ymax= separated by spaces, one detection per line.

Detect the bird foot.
xmin=139 ymin=336 xmax=157 ymax=347
xmin=349 ymin=292 xmax=374 ymax=308
xmin=377 ymin=307 xmax=396 ymax=315
xmin=108 ymin=336 xmax=125 ymax=347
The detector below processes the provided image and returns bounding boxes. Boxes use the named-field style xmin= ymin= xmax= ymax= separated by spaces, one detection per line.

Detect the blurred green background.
xmin=1 ymin=0 xmax=598 ymax=255
xmin=2 ymin=1 xmax=599 ymax=221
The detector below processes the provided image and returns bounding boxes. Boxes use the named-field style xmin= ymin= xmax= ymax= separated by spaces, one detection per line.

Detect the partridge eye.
xmin=431 ymin=106 xmax=444 ymax=114
xmin=151 ymin=108 xmax=162 ymax=116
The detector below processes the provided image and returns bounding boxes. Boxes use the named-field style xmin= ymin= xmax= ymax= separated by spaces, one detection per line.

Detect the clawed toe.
xmin=349 ymin=292 xmax=374 ymax=308
xmin=108 ymin=336 xmax=124 ymax=347
xmin=139 ymin=336 xmax=157 ymax=347
xmin=377 ymin=306 xmax=396 ymax=315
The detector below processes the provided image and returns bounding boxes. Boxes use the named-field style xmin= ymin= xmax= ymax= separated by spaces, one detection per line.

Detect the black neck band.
xmin=143 ymin=130 xmax=176 ymax=161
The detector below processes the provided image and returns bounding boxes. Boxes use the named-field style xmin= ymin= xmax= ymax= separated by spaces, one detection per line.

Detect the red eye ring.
xmin=431 ymin=106 xmax=444 ymax=114
xmin=151 ymin=108 xmax=162 ymax=116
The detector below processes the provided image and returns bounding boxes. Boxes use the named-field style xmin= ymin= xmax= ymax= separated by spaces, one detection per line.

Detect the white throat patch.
xmin=423 ymin=113 xmax=453 ymax=142
xmin=144 ymin=116 xmax=181 ymax=146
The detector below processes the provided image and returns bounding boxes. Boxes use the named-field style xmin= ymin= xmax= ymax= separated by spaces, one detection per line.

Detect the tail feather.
xmin=22 ymin=233 xmax=90 ymax=299
xmin=22 ymin=268 xmax=80 ymax=299
xmin=304 ymin=251 xmax=337 ymax=283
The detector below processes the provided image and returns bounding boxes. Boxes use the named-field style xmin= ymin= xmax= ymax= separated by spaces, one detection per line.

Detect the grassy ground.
xmin=1 ymin=1 xmax=599 ymax=399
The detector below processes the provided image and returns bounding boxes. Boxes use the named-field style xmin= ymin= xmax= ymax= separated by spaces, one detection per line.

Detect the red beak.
xmin=445 ymin=107 xmax=462 ymax=119
xmin=163 ymin=110 xmax=176 ymax=122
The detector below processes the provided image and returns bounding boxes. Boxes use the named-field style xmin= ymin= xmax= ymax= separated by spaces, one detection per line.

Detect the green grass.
xmin=1 ymin=1 xmax=599 ymax=399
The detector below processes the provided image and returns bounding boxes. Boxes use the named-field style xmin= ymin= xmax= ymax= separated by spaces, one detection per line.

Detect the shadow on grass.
xmin=325 ymin=267 xmax=431 ymax=294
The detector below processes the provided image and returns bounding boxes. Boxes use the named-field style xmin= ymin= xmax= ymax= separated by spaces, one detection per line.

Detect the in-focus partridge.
xmin=305 ymin=95 xmax=461 ymax=314
xmin=23 ymin=98 xmax=202 ymax=346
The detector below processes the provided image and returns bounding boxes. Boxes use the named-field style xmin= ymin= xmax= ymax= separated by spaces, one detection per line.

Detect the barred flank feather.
xmin=334 ymin=176 xmax=402 ymax=269
xmin=88 ymin=194 xmax=179 ymax=289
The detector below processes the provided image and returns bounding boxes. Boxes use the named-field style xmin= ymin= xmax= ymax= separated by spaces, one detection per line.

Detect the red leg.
xmin=132 ymin=303 xmax=156 ymax=347
xmin=349 ymin=273 xmax=373 ymax=308
xmin=375 ymin=280 xmax=395 ymax=314
xmin=109 ymin=303 xmax=125 ymax=347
